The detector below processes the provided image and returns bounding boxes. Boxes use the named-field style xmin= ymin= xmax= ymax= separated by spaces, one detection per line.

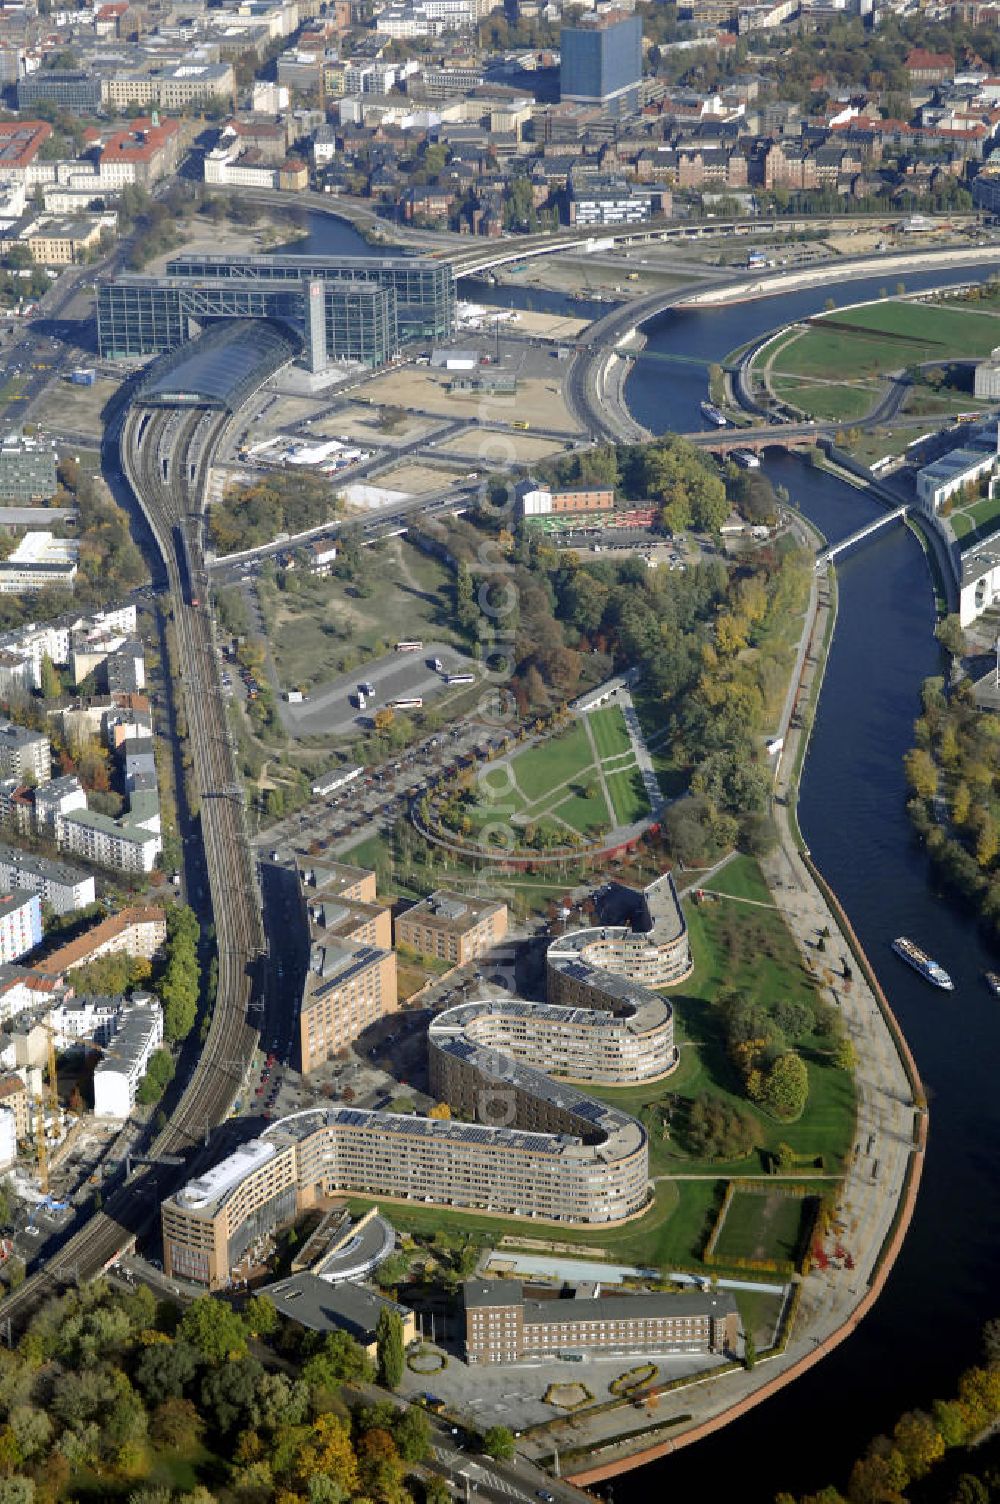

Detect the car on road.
xmin=537 ymin=1493 xmax=555 ymax=1501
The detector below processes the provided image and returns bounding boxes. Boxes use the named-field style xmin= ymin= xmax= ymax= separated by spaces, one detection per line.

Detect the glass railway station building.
xmin=98 ymin=251 xmax=455 ymax=373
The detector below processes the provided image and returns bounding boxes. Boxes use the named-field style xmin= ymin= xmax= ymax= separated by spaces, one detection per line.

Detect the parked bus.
xmin=446 ymin=673 xmax=475 ymax=686
xmin=390 ymin=697 xmax=424 ymax=710
xmin=394 ymin=640 xmax=424 ymax=652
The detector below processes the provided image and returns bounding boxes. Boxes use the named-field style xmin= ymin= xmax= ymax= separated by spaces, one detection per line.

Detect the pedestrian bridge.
xmin=815 ymin=503 xmax=910 ymax=570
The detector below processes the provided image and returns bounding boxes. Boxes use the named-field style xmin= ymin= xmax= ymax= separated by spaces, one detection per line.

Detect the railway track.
xmin=0 ymin=399 xmax=264 ymax=1329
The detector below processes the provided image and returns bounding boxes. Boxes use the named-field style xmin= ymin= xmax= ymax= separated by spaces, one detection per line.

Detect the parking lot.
xmin=279 ymin=643 xmax=481 ymax=737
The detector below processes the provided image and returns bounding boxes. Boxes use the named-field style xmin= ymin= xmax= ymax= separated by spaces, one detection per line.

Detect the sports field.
xmin=453 ymin=706 xmax=650 ymax=846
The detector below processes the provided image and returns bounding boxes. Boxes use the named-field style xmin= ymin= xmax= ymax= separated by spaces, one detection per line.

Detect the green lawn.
xmin=770 ymin=301 xmax=1000 ymax=397
xmin=605 ymin=766 xmax=651 ymax=827
xmin=589 ymin=705 xmax=632 ymax=760
xmin=713 ymin=1188 xmax=816 ymax=1265
xmin=703 ymin=853 xmax=775 ymax=905
xmin=514 ymin=723 xmax=594 ymax=802
xmin=345 ymin=1179 xmax=725 ymax=1272
xmin=587 ymin=884 xmax=857 ymax=1182
xmin=952 ymin=492 xmax=1000 ymax=550
xmin=553 ymin=790 xmax=612 ymax=837
xmin=734 ymin=1287 xmax=787 ymax=1349
xmin=770 ymin=376 xmax=879 ymax=423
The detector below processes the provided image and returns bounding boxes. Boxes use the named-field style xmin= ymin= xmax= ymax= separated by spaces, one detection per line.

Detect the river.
xmin=623 ymin=296 xmax=1000 ymax=1496
xmin=293 ymin=204 xmax=1000 ymax=1495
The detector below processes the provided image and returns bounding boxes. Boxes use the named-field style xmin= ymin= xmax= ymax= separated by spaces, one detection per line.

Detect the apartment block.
xmin=92 ymin=996 xmax=164 ymax=1119
xmin=299 ymin=943 xmax=397 ymax=1074
xmin=0 ymin=721 xmax=50 ymax=785
xmin=0 ymin=842 xmax=95 ymax=914
xmin=0 ymin=891 xmax=42 ymax=965
xmin=395 ymin=890 xmax=507 ymax=965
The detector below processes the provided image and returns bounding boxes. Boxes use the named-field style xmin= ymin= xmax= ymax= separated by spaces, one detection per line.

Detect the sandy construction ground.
xmin=504 ymin=309 xmax=591 ymax=340
xmin=36 ymin=375 xmax=120 ymax=438
xmin=435 ymin=428 xmax=569 ymax=463
xmin=310 ymin=405 xmax=436 ymax=445
xmin=374 ymin=460 xmax=466 ymax=494
xmin=357 ymin=368 xmax=580 ymax=432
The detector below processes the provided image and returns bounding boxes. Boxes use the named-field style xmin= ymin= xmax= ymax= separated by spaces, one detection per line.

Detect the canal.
xmin=291 ymin=203 xmax=1000 ymax=1493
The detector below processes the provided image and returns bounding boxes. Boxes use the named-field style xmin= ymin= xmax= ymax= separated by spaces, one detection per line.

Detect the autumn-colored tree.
xmin=294 ymin=1414 xmax=359 ymax=1496
xmin=951 ymin=781 xmax=971 ymax=826
xmin=891 ymin=1411 xmax=945 ymax=1480
xmin=428 ymin=1102 xmax=451 ymax=1119
xmin=903 ymin=747 xmax=937 ymax=801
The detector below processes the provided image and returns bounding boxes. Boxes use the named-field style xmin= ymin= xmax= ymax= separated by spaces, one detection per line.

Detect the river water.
xmin=625 ymin=291 xmax=1000 ymax=1496
xmin=294 ymin=205 xmax=1000 ymax=1496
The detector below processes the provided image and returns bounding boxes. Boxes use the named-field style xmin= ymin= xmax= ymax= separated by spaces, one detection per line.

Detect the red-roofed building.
xmin=95 ymin=0 xmax=130 ymax=36
xmin=278 ymin=157 xmax=308 ymax=191
xmin=98 ymin=117 xmax=181 ymax=189
xmin=905 ymin=48 xmax=955 ymax=84
xmin=0 ymin=121 xmax=53 ymax=181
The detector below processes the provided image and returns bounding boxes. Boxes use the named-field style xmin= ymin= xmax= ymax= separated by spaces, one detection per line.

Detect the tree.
xmin=243 ymin=1295 xmax=278 ymax=1338
xmin=903 ymin=747 xmax=937 ymax=801
xmin=744 ymin=1331 xmax=756 ymax=1370
xmin=179 ymin=1297 xmax=247 ymax=1365
xmin=301 ymin=1329 xmax=374 ymax=1388
xmin=481 ymin=1426 xmax=515 ymax=1461
xmin=393 ymin=1406 xmax=431 ymax=1462
xmin=294 ymin=1414 xmax=359 ymax=1496
xmin=376 ymin=1308 xmax=404 ymax=1390
xmin=761 ymin=1052 xmax=809 ymax=1121
xmin=38 ymin=654 xmax=60 ymax=701
xmin=199 ymin=1356 xmax=264 ymax=1437
xmin=833 ymin=1037 xmax=856 ymax=1072
xmin=134 ymin=1339 xmax=201 ymax=1402
xmin=935 ymin=614 xmax=967 ymax=658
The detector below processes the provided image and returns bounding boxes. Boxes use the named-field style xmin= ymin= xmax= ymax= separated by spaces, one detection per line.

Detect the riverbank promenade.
xmin=567 ymin=559 xmax=925 ymax=1485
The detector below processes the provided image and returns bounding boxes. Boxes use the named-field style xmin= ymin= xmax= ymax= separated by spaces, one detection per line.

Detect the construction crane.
xmin=33 ymin=1023 xmax=59 ymax=1197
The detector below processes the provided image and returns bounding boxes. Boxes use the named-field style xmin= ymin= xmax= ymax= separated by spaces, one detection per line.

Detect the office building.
xmin=0 ymin=122 xmax=55 ymax=181
xmin=0 ymin=722 xmax=50 ymax=785
xmin=395 ymin=891 xmax=507 ymax=965
xmin=163 ymin=871 xmax=694 ymax=1283
xmin=0 ymin=437 xmax=56 ymax=503
xmin=975 ymin=348 xmax=1000 ymax=400
xmin=16 ymin=73 xmax=102 ymax=113
xmin=268 ymin=1275 xmax=416 ymax=1354
xmin=0 ymin=533 xmax=79 ymax=595
xmin=518 ymin=483 xmax=615 ymax=518
xmin=560 ymin=11 xmax=643 ymax=119
xmin=101 ymin=62 xmax=236 ymax=113
xmin=0 ymin=843 xmax=95 ymax=915
xmin=92 ymin=996 xmax=164 ymax=1118
xmin=463 ymin=1280 xmax=739 ymax=1364
xmin=98 ymin=274 xmax=398 ymax=373
xmin=0 ymin=891 xmax=42 ymax=965
xmin=166 ymin=251 xmax=455 ymax=344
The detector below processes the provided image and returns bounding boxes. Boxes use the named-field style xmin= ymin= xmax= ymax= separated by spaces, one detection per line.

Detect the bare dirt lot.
xmin=36 ymin=375 xmax=120 ymax=438
xmin=356 ymin=368 xmax=581 ymax=432
xmin=374 ymin=460 xmax=466 ymax=494
xmin=435 ymin=428 xmax=570 ymax=463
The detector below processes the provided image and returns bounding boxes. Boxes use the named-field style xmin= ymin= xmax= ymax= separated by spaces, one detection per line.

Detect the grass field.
xmin=950 ymin=492 xmax=1000 ymax=547
xmin=444 ymin=706 xmax=651 ymax=847
xmin=713 ymin=1189 xmax=816 ymax=1265
xmin=590 ymin=705 xmax=633 ymax=760
xmin=763 ymin=299 xmax=1000 ymax=421
xmin=770 ymin=377 xmax=878 ymax=422
xmin=703 ymin=853 xmax=775 ymax=905
xmin=264 ymin=537 xmax=461 ymax=691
